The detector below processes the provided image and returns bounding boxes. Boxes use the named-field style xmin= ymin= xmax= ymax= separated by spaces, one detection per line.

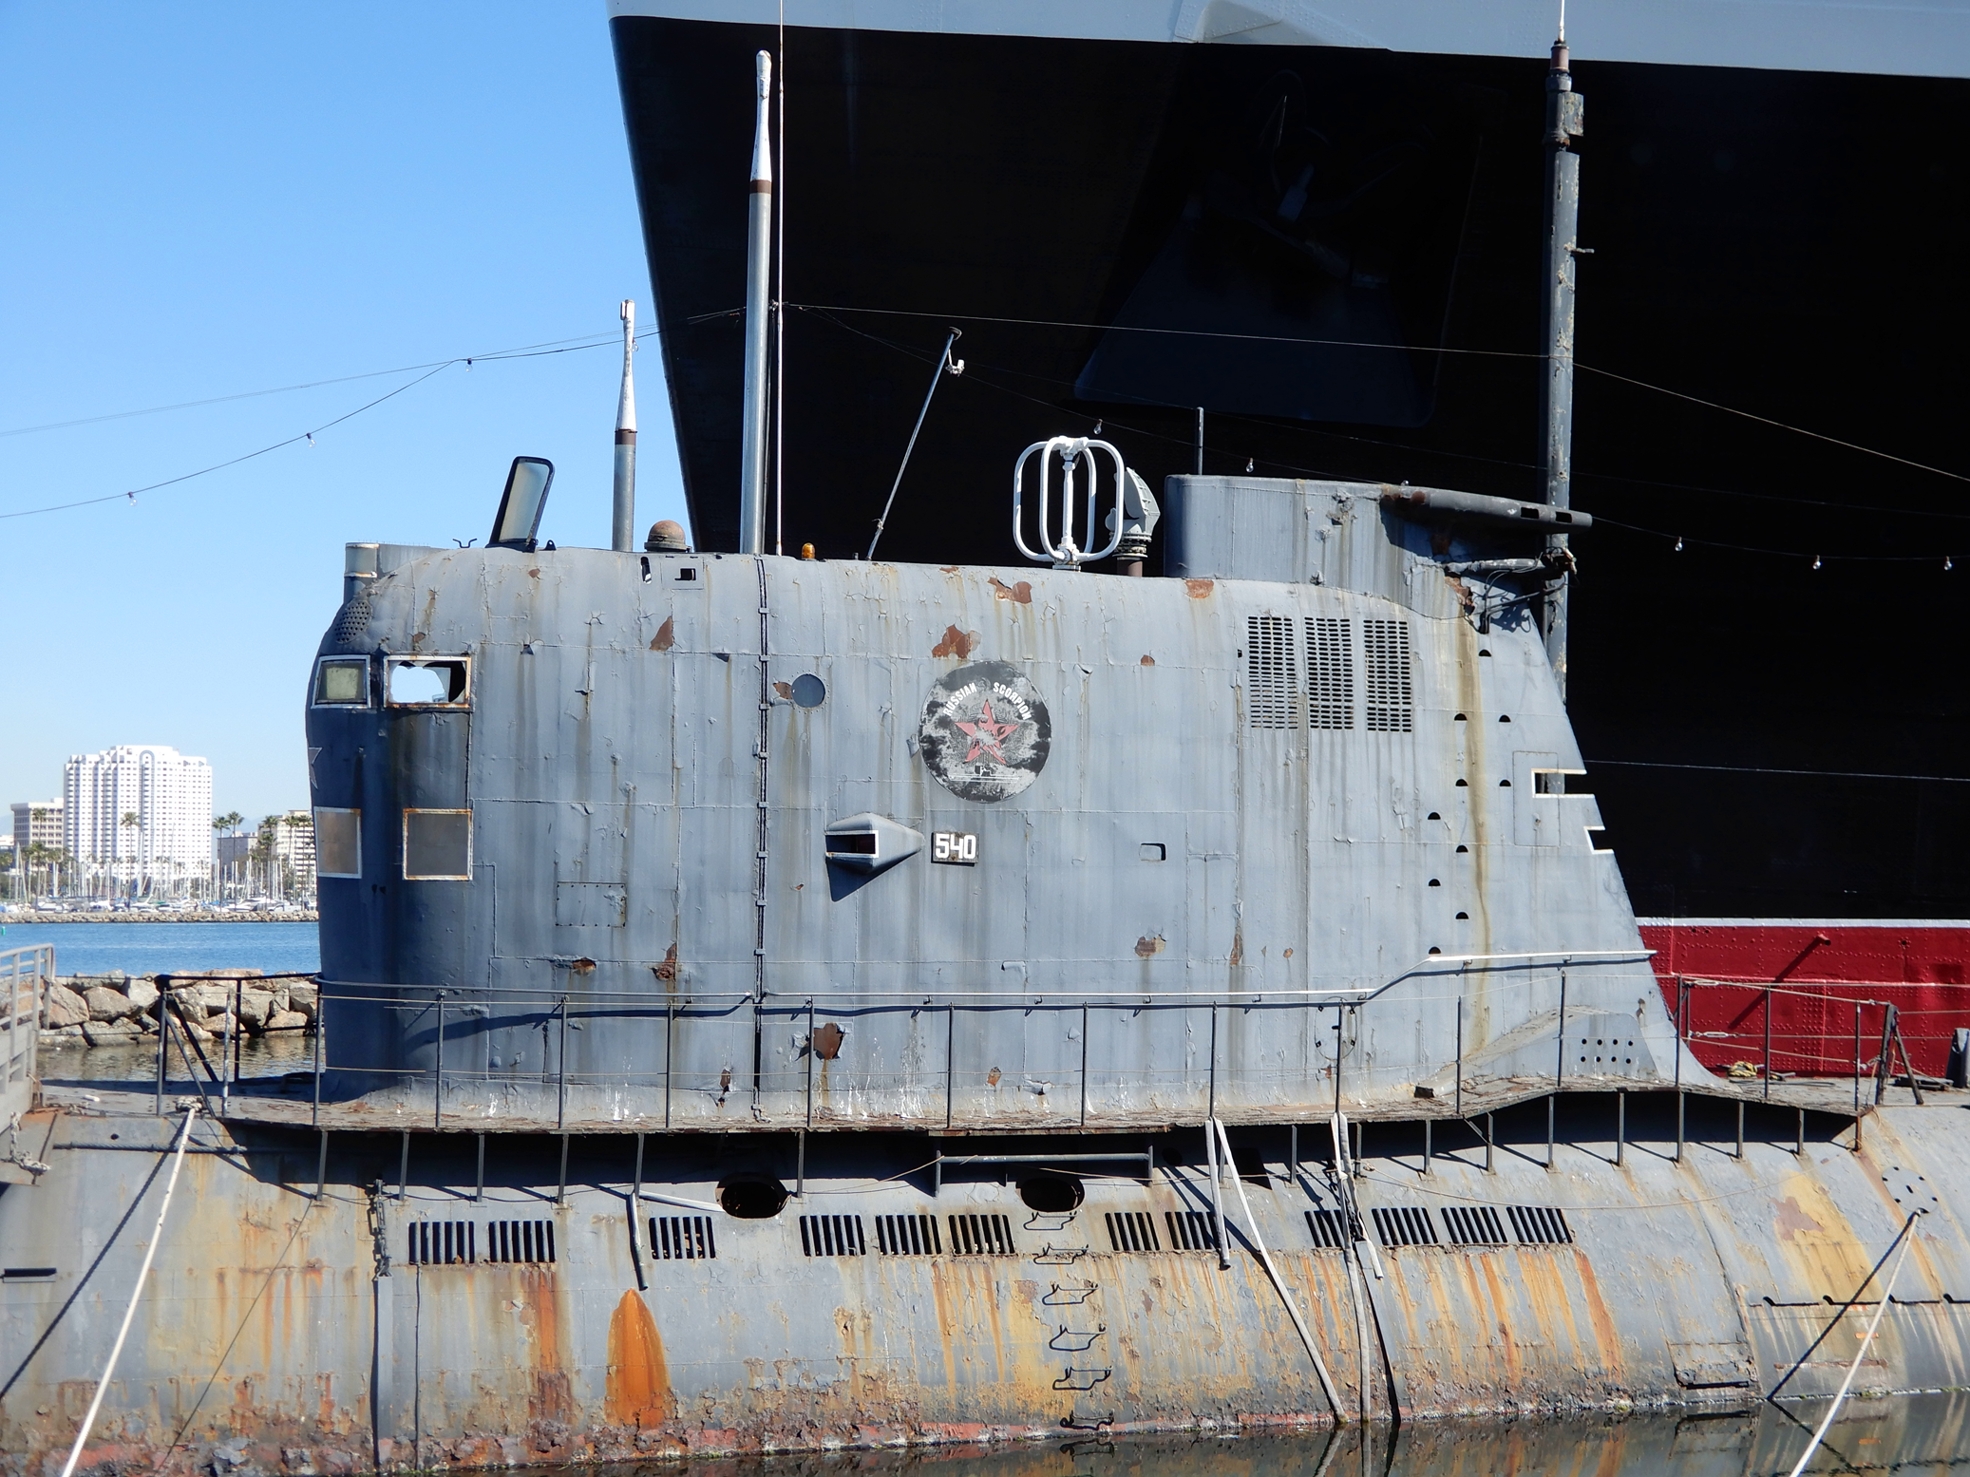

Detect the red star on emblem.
xmin=955 ymin=699 xmax=1020 ymax=764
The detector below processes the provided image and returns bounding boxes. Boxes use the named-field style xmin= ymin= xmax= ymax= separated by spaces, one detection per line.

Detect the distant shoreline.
xmin=2 ymin=911 xmax=318 ymax=925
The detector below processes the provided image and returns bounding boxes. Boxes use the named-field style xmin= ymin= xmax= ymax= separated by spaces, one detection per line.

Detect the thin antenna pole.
xmin=774 ymin=2 xmax=786 ymax=556
xmin=1539 ymin=25 xmax=1584 ymax=698
xmin=738 ymin=51 xmax=774 ymax=555
xmin=866 ymin=329 xmax=960 ymax=561
xmin=611 ymin=300 xmax=637 ymax=552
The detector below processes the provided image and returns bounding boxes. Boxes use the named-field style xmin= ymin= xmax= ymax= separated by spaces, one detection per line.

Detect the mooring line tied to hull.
xmin=57 ymin=1103 xmax=201 ymax=1477
xmin=1779 ymin=1209 xmax=1924 ymax=1477
xmin=1207 ymin=1116 xmax=1343 ymax=1419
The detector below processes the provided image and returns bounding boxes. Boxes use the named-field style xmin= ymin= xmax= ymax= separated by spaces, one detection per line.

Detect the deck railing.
xmin=1 ymin=944 xmax=54 ymax=1118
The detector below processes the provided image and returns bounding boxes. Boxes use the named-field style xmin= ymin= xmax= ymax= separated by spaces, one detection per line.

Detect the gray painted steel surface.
xmin=10 ymin=476 xmax=1970 ymax=1475
xmin=302 ymin=480 xmax=1674 ymax=1130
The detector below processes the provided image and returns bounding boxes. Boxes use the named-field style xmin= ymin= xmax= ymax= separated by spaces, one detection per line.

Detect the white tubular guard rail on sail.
xmin=1013 ymin=436 xmax=1126 ymax=569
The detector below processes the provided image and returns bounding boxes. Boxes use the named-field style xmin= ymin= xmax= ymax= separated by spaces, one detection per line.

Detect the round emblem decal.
xmin=918 ymin=661 xmax=1052 ymax=803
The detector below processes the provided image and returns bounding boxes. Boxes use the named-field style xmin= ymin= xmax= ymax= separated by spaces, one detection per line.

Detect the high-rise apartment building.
xmin=64 ymin=746 xmax=213 ymax=895
xmin=10 ymin=800 xmax=63 ymax=853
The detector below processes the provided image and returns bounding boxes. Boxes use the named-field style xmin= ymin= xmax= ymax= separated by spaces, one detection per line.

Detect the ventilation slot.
xmin=799 ymin=1214 xmax=867 ymax=1257
xmin=947 ymin=1213 xmax=1015 ymax=1256
xmin=650 ymin=1215 xmax=716 ymax=1260
xmin=876 ymin=1214 xmax=942 ymax=1256
xmin=1164 ymin=1210 xmax=1220 ymax=1252
xmin=1103 ymin=1211 xmax=1161 ymax=1253
xmin=407 ymin=1222 xmax=477 ymax=1266
xmin=1305 ymin=1208 xmax=1358 ymax=1249
xmin=1246 ymin=615 xmax=1299 ymax=729
xmin=1306 ymin=617 xmax=1354 ymax=730
xmin=484 ymin=1220 xmax=556 ymax=1264
xmin=1372 ymin=1206 xmax=1438 ymax=1247
xmin=1363 ymin=619 xmax=1413 ymax=733
xmin=1509 ymin=1206 xmax=1574 ymax=1244
xmin=1442 ymin=1206 xmax=1507 ymax=1246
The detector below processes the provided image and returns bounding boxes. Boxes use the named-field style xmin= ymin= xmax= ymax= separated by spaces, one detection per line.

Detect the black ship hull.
xmin=611 ymin=16 xmax=1970 ymax=922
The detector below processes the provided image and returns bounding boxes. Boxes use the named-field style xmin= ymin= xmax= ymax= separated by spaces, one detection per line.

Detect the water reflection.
xmin=586 ymin=1396 xmax=1968 ymax=1477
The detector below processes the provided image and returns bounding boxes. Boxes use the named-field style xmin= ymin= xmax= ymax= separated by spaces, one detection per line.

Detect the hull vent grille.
xmin=876 ymin=1213 xmax=942 ymax=1256
xmin=799 ymin=1214 xmax=867 ymax=1257
xmin=1372 ymin=1206 xmax=1438 ymax=1247
xmin=1247 ymin=616 xmax=1300 ymax=729
xmin=948 ymin=1212 xmax=1015 ymax=1256
xmin=650 ymin=1215 xmax=716 ymax=1260
xmin=1103 ymin=1211 xmax=1161 ymax=1252
xmin=1164 ymin=1210 xmax=1220 ymax=1252
xmin=1442 ymin=1206 xmax=1507 ymax=1245
xmin=1305 ymin=1207 xmax=1360 ymax=1249
xmin=1307 ymin=617 xmax=1354 ymax=730
xmin=1509 ymin=1205 xmax=1575 ymax=1244
xmin=1364 ymin=618 xmax=1413 ymax=732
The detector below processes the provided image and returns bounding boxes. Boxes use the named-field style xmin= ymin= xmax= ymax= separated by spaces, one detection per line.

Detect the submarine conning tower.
xmin=304 ymin=467 xmax=1695 ymax=1131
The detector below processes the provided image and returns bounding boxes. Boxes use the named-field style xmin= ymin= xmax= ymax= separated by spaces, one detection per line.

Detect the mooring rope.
xmin=1782 ymin=1210 xmax=1922 ymax=1477
xmin=57 ymin=1103 xmax=199 ymax=1477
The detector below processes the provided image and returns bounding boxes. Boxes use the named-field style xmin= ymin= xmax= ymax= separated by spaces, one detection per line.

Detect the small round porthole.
xmin=790 ymin=673 xmax=827 ymax=708
xmin=718 ymin=1176 xmax=789 ymax=1218
xmin=1018 ymin=1175 xmax=1084 ymax=1213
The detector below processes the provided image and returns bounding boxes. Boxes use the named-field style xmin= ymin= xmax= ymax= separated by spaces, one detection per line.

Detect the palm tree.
xmin=214 ymin=812 xmax=244 ymax=899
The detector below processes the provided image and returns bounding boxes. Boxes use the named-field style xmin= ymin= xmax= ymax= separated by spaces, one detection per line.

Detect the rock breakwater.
xmin=39 ymin=969 xmax=319 ymax=1047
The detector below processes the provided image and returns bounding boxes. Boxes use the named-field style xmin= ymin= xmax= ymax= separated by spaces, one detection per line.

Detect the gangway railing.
xmin=2 ymin=944 xmax=54 ymax=1120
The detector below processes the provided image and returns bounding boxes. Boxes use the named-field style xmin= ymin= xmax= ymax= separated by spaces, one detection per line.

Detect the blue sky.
xmin=0 ymin=3 xmax=681 ymax=820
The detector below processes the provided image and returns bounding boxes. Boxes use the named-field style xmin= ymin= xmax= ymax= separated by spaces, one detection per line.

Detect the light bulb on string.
xmin=1674 ymin=536 xmax=1683 ymax=552
xmin=1245 ymin=457 xmax=1255 ymax=472
xmin=1812 ymin=555 xmax=1823 ymax=570
xmin=1947 ymin=556 xmax=1955 ymax=571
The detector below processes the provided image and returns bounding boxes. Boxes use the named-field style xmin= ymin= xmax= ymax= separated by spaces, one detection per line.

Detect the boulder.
xmin=237 ymin=989 xmax=277 ymax=1031
xmin=43 ymin=985 xmax=89 ymax=1029
xmin=286 ymin=983 xmax=319 ymax=1021
xmin=84 ymin=986 xmax=142 ymax=1022
xmin=265 ymin=1009 xmax=310 ymax=1032
xmin=82 ymin=1018 xmax=140 ymax=1047
xmin=127 ymin=977 xmax=160 ymax=1012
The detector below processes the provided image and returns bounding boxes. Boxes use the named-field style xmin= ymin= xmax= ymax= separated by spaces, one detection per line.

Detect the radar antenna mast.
xmin=1540 ymin=2 xmax=1586 ymax=698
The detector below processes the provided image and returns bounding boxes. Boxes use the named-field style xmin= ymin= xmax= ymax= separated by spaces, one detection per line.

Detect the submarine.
xmin=5 ymin=34 xmax=1970 ymax=1477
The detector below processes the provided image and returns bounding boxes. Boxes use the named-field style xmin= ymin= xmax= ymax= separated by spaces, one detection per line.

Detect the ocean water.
xmin=0 ymin=920 xmax=320 ymax=977
xmin=501 ymin=1394 xmax=1966 ymax=1474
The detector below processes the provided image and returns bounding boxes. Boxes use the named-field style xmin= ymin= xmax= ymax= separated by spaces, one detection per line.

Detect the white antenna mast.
xmin=738 ymin=50 xmax=774 ymax=555
xmin=611 ymin=299 xmax=637 ymax=553
xmin=774 ymin=1 xmax=786 ymax=555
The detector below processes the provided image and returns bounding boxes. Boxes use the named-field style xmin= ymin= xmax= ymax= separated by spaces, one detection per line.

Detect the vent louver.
xmin=948 ymin=1212 xmax=1015 ymax=1256
xmin=1363 ymin=619 xmax=1413 ymax=733
xmin=1508 ymin=1206 xmax=1575 ymax=1244
xmin=1103 ymin=1211 xmax=1161 ymax=1252
xmin=1246 ymin=615 xmax=1299 ymax=729
xmin=1307 ymin=617 xmax=1354 ymax=730
xmin=650 ymin=1215 xmax=716 ymax=1260
xmin=1442 ymin=1206 xmax=1507 ymax=1245
xmin=799 ymin=1214 xmax=867 ymax=1256
xmin=875 ymin=1213 xmax=942 ymax=1256
xmin=1372 ymin=1206 xmax=1438 ymax=1247
xmin=1164 ymin=1210 xmax=1220 ymax=1252
xmin=1305 ymin=1208 xmax=1359 ymax=1249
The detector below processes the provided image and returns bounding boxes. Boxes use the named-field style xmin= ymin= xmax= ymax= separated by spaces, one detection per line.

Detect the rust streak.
xmin=931 ymin=625 xmax=978 ymax=659
xmin=987 ymin=577 xmax=1032 ymax=605
xmin=604 ymin=1289 xmax=675 ymax=1428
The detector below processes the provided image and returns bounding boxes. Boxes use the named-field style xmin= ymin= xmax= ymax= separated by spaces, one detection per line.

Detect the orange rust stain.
xmin=773 ymin=680 xmax=794 ymax=699
xmin=931 ymin=625 xmax=978 ymax=658
xmin=1184 ymin=578 xmax=1214 ymax=599
xmin=1573 ymin=1249 xmax=1625 ymax=1385
xmin=523 ymin=1267 xmax=573 ymax=1422
xmin=1135 ymin=935 xmax=1165 ymax=958
xmin=1140 ymin=654 xmax=1155 ymax=666
xmin=649 ymin=616 xmax=675 ymax=651
xmin=653 ymin=944 xmax=678 ymax=984
xmin=605 ymin=1289 xmax=675 ymax=1427
xmin=988 ymin=577 xmax=1032 ymax=604
xmin=1774 ymin=1195 xmax=1825 ymax=1239
xmin=1476 ymin=1255 xmax=1524 ymax=1385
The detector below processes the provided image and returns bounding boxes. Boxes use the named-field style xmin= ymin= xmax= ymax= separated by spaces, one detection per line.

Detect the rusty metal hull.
xmin=8 ymin=1089 xmax=1970 ymax=1474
